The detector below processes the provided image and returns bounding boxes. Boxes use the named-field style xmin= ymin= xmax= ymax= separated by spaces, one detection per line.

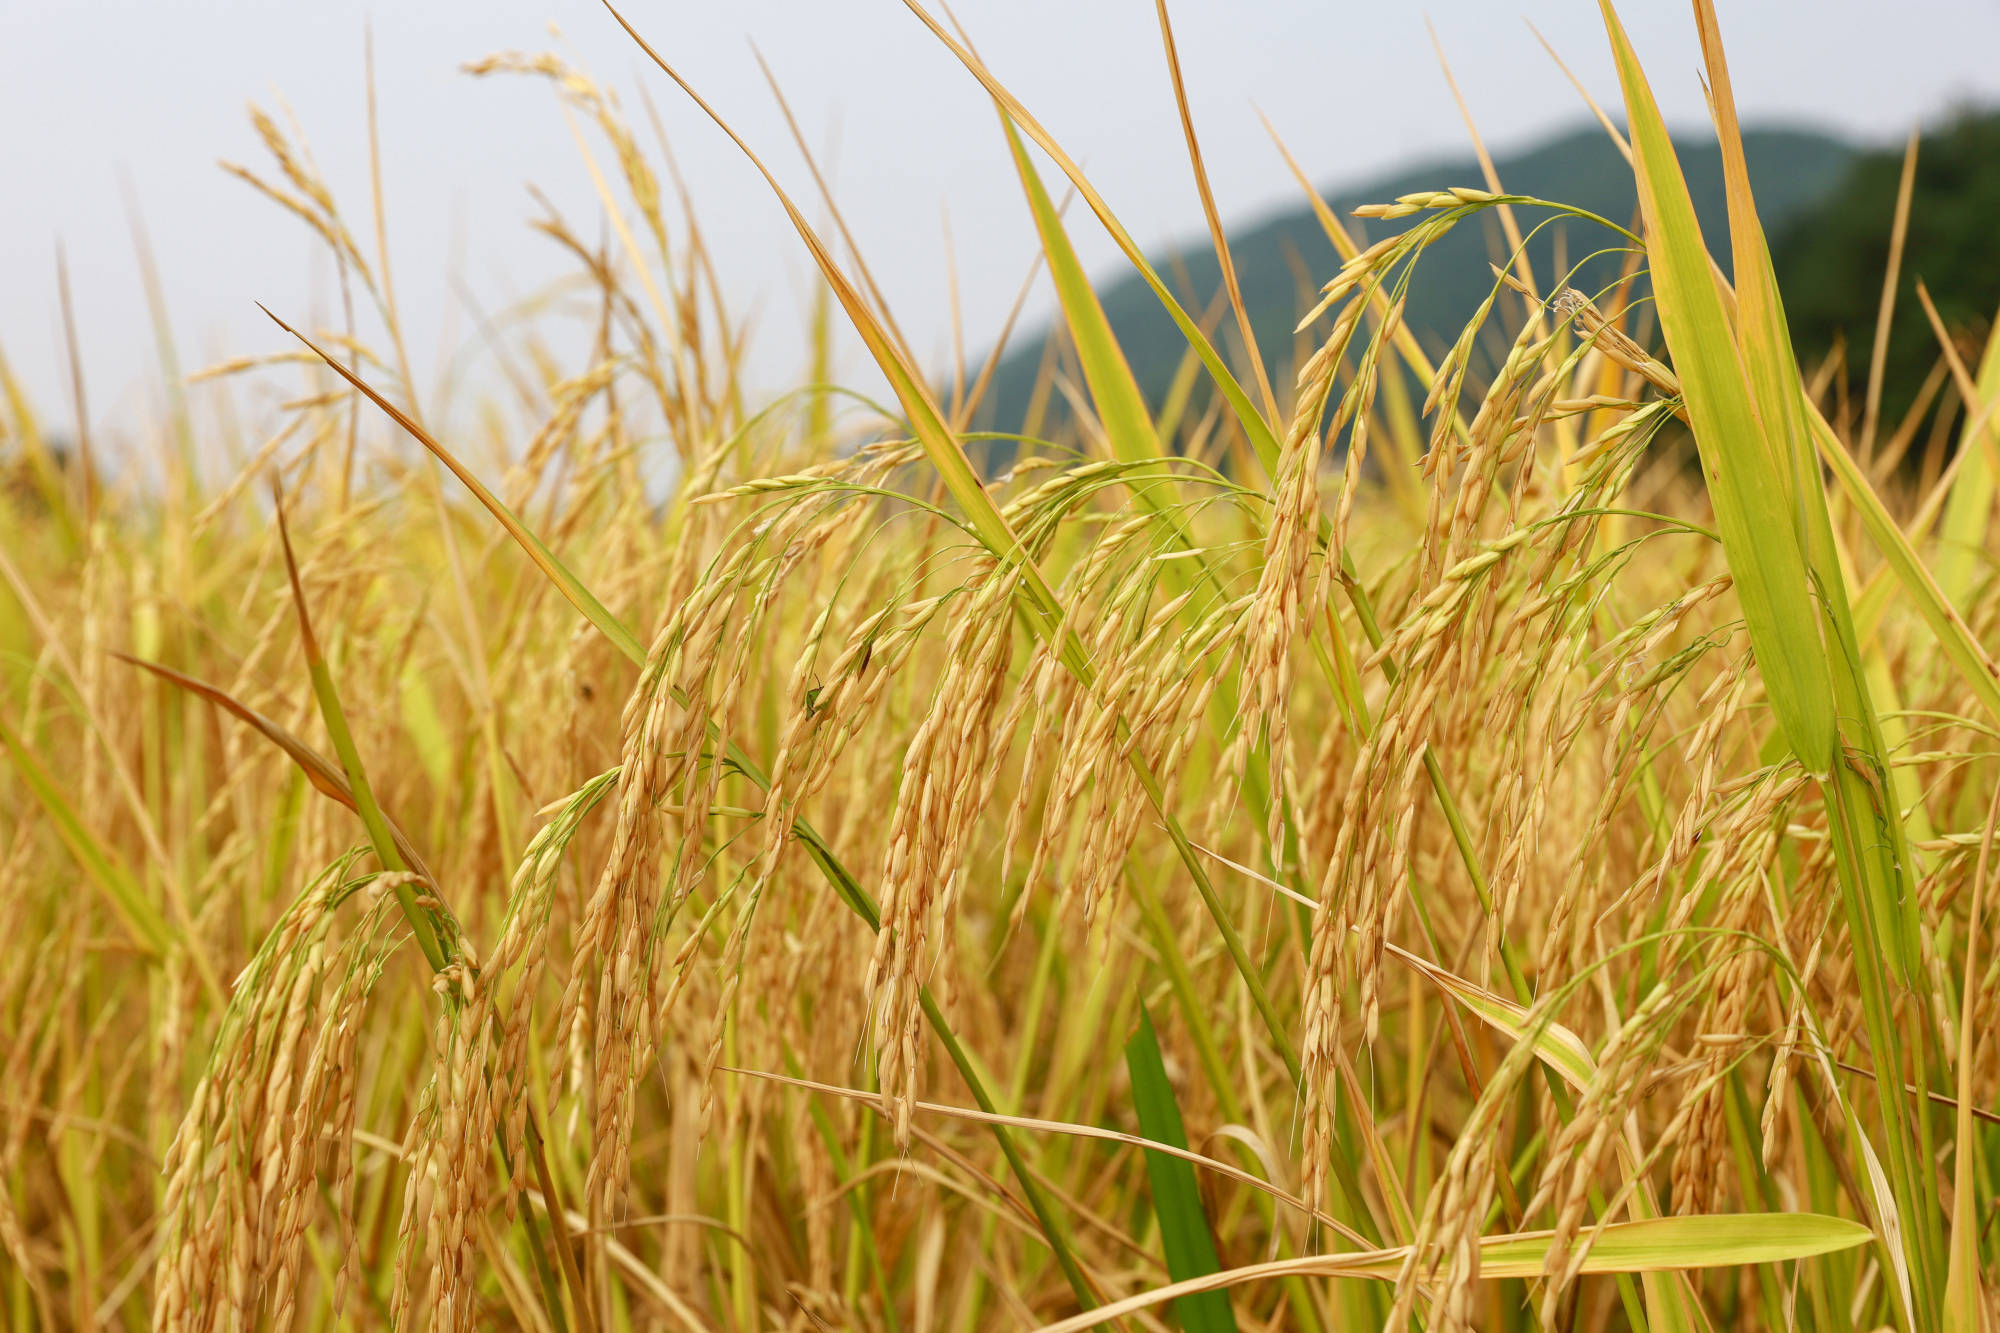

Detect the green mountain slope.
xmin=1773 ymin=108 xmax=2000 ymax=435
xmin=982 ymin=123 xmax=1855 ymax=432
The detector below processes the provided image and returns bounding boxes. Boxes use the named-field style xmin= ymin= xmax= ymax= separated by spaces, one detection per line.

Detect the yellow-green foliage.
xmin=1 ymin=5 xmax=1996 ymax=1330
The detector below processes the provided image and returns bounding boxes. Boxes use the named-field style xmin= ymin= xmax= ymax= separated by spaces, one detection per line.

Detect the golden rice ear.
xmin=604 ymin=0 xmax=1332 ymax=1211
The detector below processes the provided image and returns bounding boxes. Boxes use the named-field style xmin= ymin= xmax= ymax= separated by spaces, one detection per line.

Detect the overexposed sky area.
xmin=6 ymin=0 xmax=2000 ymax=441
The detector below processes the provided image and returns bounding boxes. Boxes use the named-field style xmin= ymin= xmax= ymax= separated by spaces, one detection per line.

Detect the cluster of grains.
xmin=1536 ymin=577 xmax=1737 ymax=985
xmin=1036 ymin=567 xmax=1240 ymax=922
xmin=154 ymin=857 xmax=406 ymax=1331
xmin=1234 ymin=264 xmax=1377 ymax=853
xmin=1385 ymin=972 xmax=1546 ymax=1333
xmin=999 ymin=468 xmax=1241 ymax=927
xmin=864 ymin=553 xmax=1022 ymax=1143
xmin=560 ymin=532 xmax=744 ymax=1221
xmin=1300 ymin=529 xmax=1524 ymax=1210
xmin=1290 ymin=194 xmax=1628 ymax=1210
xmin=1667 ymin=771 xmax=1793 ymax=1216
xmin=401 ymin=771 xmax=615 ymax=1330
xmin=1521 ymin=983 xmax=1685 ymax=1324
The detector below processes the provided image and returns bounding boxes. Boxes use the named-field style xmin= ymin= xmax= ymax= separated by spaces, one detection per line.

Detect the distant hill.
xmin=981 ymin=123 xmax=1856 ymax=434
xmin=1773 ymin=108 xmax=2000 ymax=436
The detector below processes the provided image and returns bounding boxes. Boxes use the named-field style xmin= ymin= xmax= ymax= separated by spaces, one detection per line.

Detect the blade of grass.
xmin=1425 ymin=20 xmax=1542 ymax=312
xmin=1382 ymin=938 xmax=1595 ymax=1094
xmin=258 ymin=306 xmax=646 ymax=667
xmin=54 ymin=245 xmax=97 ymax=523
xmin=1031 ymin=1213 xmax=1876 ymax=1333
xmin=271 ymin=480 xmax=450 ymax=973
xmin=1699 ymin=17 xmax=1951 ymax=1295
xmin=896 ymin=0 xmax=1282 ymax=477
xmin=0 ymin=709 xmax=172 ymax=959
xmin=1692 ymin=0 xmax=1931 ymax=986
xmin=1125 ymin=1006 xmax=1239 ymax=1333
xmin=1150 ymin=0 xmax=1278 ymax=429
xmin=1000 ymin=118 xmax=1160 ymax=470
xmin=1806 ymin=412 xmax=2000 ymax=727
xmin=1621 ymin=5 xmax=1945 ymax=1322
xmin=1935 ymin=301 xmax=2000 ymax=604
xmin=112 ymin=653 xmax=436 ymax=880
xmin=1943 ymin=785 xmax=1997 ymax=1331
xmin=1859 ymin=131 xmax=1921 ymax=467
xmin=1598 ymin=7 xmax=1837 ymax=775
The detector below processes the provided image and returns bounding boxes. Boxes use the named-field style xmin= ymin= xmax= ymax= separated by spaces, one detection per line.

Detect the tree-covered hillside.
xmin=982 ymin=123 xmax=1856 ymax=433
xmin=1772 ymin=108 xmax=2000 ymax=439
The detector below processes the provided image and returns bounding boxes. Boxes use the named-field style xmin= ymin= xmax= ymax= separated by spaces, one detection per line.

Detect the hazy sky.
xmin=8 ymin=0 xmax=2000 ymax=439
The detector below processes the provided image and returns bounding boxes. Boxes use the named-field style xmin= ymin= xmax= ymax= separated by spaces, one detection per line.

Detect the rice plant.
xmin=2 ymin=2 xmax=1996 ymax=1329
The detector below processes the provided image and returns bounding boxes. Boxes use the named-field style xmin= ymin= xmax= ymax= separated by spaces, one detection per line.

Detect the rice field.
xmin=2 ymin=2 xmax=1997 ymax=1329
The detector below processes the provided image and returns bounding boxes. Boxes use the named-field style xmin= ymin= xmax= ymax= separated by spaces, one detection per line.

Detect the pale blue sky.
xmin=6 ymin=0 xmax=2000 ymax=440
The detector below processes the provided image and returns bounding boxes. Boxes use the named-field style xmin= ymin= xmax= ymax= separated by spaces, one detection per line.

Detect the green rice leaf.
xmin=0 ymin=709 xmax=171 ymax=959
xmin=1936 ymin=306 xmax=2000 ymax=603
xmin=1810 ymin=412 xmax=2000 ymax=727
xmin=261 ymin=306 xmax=647 ymax=669
xmin=1001 ymin=117 xmax=1158 ymax=468
xmin=899 ymin=0 xmax=1282 ymax=478
xmin=1688 ymin=0 xmax=1929 ymax=988
xmin=1598 ymin=0 xmax=1839 ymax=778
xmin=1636 ymin=6 xmax=1947 ymax=1323
xmin=1943 ymin=806 xmax=1995 ymax=1330
xmin=115 ymin=653 xmax=433 ymax=878
xmin=1032 ymin=1213 xmax=1874 ymax=1333
xmin=273 ymin=489 xmax=453 ymax=975
xmin=1386 ymin=940 xmax=1596 ymax=1092
xmin=1125 ymin=1007 xmax=1238 ymax=1333
xmin=1468 ymin=1213 xmax=1874 ymax=1279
